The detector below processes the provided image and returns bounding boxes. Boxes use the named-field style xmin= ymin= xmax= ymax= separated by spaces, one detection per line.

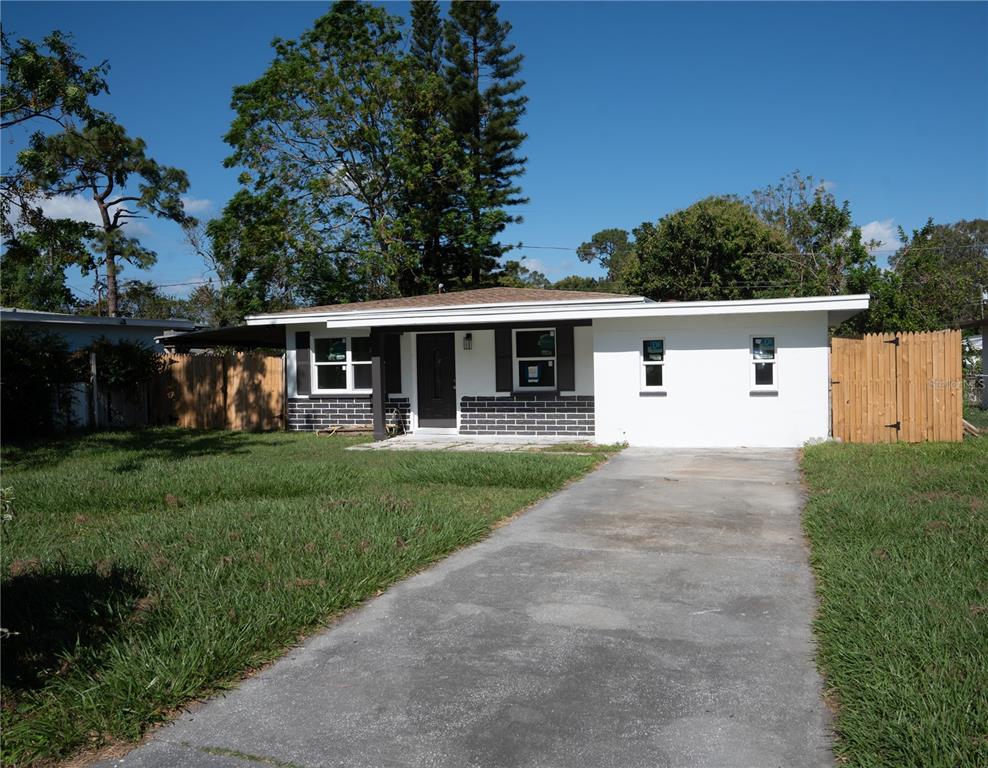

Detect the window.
xmin=312 ymin=335 xmax=372 ymax=392
xmin=641 ymin=339 xmax=665 ymax=390
xmin=751 ymin=336 xmax=776 ymax=389
xmin=514 ymin=328 xmax=556 ymax=389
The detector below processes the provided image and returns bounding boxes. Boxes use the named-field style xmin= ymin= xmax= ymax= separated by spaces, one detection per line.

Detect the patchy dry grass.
xmin=0 ymin=429 xmax=604 ymax=766
xmin=801 ymin=439 xmax=988 ymax=767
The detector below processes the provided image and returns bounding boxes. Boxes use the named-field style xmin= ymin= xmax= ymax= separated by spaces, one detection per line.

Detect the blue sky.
xmin=3 ymin=1 xmax=986 ymax=299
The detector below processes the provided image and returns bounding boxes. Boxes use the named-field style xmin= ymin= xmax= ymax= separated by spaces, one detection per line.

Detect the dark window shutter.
xmin=556 ymin=324 xmax=575 ymax=392
xmin=495 ymin=327 xmax=512 ymax=392
xmin=295 ymin=332 xmax=311 ymax=396
xmin=384 ymin=333 xmax=402 ymax=394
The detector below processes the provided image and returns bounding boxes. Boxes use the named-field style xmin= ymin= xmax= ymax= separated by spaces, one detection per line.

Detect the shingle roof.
xmin=259 ymin=287 xmax=641 ymax=316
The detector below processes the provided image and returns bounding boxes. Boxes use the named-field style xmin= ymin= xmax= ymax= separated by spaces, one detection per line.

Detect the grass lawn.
xmin=801 ymin=438 xmax=988 ymax=768
xmin=0 ymin=429 xmax=610 ymax=766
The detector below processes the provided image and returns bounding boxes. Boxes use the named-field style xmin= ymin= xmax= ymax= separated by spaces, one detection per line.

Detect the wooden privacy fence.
xmin=830 ymin=330 xmax=963 ymax=443
xmin=152 ymin=353 xmax=285 ymax=431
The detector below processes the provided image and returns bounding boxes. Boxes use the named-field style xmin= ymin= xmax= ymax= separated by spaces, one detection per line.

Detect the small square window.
xmin=351 ymin=337 xmax=372 ymax=362
xmin=317 ymin=364 xmax=346 ymax=390
xmin=644 ymin=365 xmax=663 ymax=387
xmin=315 ymin=337 xmax=347 ymax=363
xmin=755 ymin=362 xmax=774 ymax=386
xmin=518 ymin=359 xmax=555 ymax=388
xmin=353 ymin=363 xmax=372 ymax=389
xmin=643 ymin=339 xmax=664 ymax=362
xmin=516 ymin=330 xmax=555 ymax=358
xmin=752 ymin=337 xmax=775 ymax=360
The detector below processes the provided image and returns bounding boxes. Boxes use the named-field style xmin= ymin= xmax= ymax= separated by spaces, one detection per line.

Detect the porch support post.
xmin=370 ymin=329 xmax=387 ymax=440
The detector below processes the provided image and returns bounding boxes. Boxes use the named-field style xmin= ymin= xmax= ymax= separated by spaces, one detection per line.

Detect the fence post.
xmin=89 ymin=351 xmax=100 ymax=430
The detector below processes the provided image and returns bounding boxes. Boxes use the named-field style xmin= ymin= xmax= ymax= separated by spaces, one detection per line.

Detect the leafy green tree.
xmin=445 ymin=0 xmax=528 ymax=285
xmin=748 ymin=171 xmax=876 ymax=296
xmin=496 ymin=258 xmax=549 ymax=288
xmin=17 ymin=119 xmax=193 ymax=316
xmin=0 ymin=29 xmax=108 ymax=131
xmin=890 ymin=218 xmax=988 ymax=329
xmin=576 ymin=228 xmax=635 ymax=283
xmin=552 ymin=275 xmax=605 ymax=292
xmin=1 ymin=29 xmax=109 ymax=308
xmin=224 ymin=1 xmax=409 ymax=299
xmin=0 ymin=220 xmax=91 ymax=311
xmin=624 ymin=196 xmax=794 ymax=301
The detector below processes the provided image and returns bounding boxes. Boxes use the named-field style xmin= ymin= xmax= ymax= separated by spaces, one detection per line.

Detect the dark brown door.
xmin=416 ymin=333 xmax=456 ymax=428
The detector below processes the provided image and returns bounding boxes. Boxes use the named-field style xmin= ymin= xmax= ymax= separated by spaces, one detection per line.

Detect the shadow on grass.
xmin=2 ymin=428 xmax=290 ymax=473
xmin=1 ymin=565 xmax=147 ymax=691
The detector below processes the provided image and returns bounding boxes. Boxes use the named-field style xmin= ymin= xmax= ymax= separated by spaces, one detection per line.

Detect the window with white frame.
xmin=641 ymin=339 xmax=665 ymax=390
xmin=312 ymin=336 xmax=372 ymax=392
xmin=751 ymin=336 xmax=776 ymax=389
xmin=514 ymin=328 xmax=556 ymax=389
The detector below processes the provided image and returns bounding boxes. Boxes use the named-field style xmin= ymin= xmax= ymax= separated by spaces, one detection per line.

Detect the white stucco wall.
xmin=592 ymin=312 xmax=830 ymax=447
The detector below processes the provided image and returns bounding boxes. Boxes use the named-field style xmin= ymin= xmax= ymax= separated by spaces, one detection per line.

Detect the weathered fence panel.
xmin=153 ymin=353 xmax=284 ymax=431
xmin=831 ymin=330 xmax=962 ymax=443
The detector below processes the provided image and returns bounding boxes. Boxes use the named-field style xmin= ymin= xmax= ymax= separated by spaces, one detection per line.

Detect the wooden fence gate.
xmin=152 ymin=353 xmax=285 ymax=431
xmin=830 ymin=330 xmax=962 ymax=443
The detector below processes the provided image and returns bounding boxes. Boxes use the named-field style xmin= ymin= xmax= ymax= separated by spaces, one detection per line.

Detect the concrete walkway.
xmin=347 ymin=433 xmax=575 ymax=452
xmin=102 ymin=449 xmax=832 ymax=768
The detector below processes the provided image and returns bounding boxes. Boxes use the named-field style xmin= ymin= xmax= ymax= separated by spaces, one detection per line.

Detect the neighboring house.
xmin=168 ymin=288 xmax=870 ymax=447
xmin=1 ymin=308 xmax=197 ymax=352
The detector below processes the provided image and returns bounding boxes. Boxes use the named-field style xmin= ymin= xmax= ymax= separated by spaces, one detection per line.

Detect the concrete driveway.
xmin=103 ymin=448 xmax=832 ymax=768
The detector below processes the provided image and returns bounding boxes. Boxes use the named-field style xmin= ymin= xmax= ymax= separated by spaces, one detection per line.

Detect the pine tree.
xmin=444 ymin=0 xmax=528 ymax=286
xmin=391 ymin=0 xmax=469 ymax=293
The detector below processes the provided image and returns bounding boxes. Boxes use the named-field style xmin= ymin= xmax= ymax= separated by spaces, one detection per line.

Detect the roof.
xmin=158 ymin=323 xmax=286 ymax=351
xmin=253 ymin=287 xmax=641 ymax=317
xmin=1 ymin=307 xmax=197 ymax=330
xmin=244 ymin=290 xmax=870 ymax=330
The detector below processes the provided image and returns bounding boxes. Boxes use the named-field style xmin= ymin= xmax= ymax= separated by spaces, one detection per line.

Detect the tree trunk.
xmin=105 ymin=253 xmax=119 ymax=316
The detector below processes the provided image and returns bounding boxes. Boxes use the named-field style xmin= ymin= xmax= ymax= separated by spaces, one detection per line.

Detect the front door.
xmin=416 ymin=333 xmax=457 ymax=428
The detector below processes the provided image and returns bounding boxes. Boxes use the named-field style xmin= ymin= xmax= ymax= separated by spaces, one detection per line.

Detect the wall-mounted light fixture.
xmin=463 ymin=333 xmax=473 ymax=350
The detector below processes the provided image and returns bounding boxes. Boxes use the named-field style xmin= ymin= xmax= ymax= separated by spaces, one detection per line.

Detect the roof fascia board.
xmin=316 ymin=295 xmax=872 ymax=330
xmin=0 ymin=310 xmax=196 ymax=329
xmin=245 ymin=295 xmax=647 ymax=324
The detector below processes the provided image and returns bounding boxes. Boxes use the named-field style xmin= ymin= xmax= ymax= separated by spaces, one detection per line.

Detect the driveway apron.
xmin=102 ymin=448 xmax=832 ymax=768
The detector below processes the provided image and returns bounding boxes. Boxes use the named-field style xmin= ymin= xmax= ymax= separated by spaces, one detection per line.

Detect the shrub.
xmin=0 ymin=325 xmax=86 ymax=439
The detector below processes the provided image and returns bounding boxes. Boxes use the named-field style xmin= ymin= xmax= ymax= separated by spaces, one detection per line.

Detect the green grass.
xmin=0 ymin=429 xmax=606 ymax=766
xmin=801 ymin=439 xmax=988 ymax=768
xmin=964 ymin=403 xmax=988 ymax=431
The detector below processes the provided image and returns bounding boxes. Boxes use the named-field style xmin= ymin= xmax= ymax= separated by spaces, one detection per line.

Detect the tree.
xmin=552 ymin=275 xmax=605 ymax=292
xmin=445 ymin=0 xmax=528 ymax=285
xmin=576 ymin=228 xmax=635 ymax=283
xmin=623 ymin=196 xmax=794 ymax=301
xmin=1 ymin=29 xmax=108 ymax=131
xmin=224 ymin=1 xmax=409 ymax=299
xmin=390 ymin=0 xmax=471 ymax=293
xmin=17 ymin=119 xmax=193 ymax=316
xmin=748 ymin=171 xmax=876 ymax=296
xmin=1 ymin=29 xmax=109 ymax=308
xmin=889 ymin=218 xmax=988 ymax=329
xmin=0 ymin=218 xmax=91 ymax=311
xmin=497 ymin=258 xmax=548 ymax=288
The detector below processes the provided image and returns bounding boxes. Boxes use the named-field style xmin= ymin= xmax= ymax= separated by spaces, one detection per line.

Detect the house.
xmin=1 ymin=308 xmax=197 ymax=352
xmin=168 ymin=288 xmax=870 ymax=447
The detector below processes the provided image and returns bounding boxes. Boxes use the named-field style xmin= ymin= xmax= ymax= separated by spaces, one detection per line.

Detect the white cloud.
xmin=181 ymin=197 xmax=212 ymax=215
xmin=37 ymin=194 xmax=150 ymax=235
xmin=861 ymin=218 xmax=898 ymax=253
xmin=820 ymin=179 xmax=838 ymax=192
